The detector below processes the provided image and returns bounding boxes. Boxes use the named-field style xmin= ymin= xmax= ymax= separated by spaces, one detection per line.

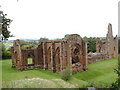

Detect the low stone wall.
xmin=88 ymin=52 xmax=109 ymax=64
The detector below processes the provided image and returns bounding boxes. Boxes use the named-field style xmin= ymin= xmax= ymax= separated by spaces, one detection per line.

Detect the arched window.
xmin=27 ymin=54 xmax=34 ymax=65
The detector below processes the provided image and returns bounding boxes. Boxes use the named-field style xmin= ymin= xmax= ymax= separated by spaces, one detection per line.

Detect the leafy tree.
xmin=0 ymin=11 xmax=13 ymax=40
xmin=1 ymin=43 xmax=11 ymax=59
xmin=83 ymin=36 xmax=96 ymax=53
xmin=39 ymin=37 xmax=48 ymax=43
xmin=20 ymin=40 xmax=38 ymax=49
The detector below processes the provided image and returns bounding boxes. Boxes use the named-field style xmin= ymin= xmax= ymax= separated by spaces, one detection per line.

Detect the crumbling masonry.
xmin=96 ymin=23 xmax=118 ymax=58
xmin=88 ymin=23 xmax=118 ymax=64
xmin=11 ymin=34 xmax=88 ymax=73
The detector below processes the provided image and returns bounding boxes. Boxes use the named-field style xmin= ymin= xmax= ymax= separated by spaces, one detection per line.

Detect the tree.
xmin=1 ymin=43 xmax=11 ymax=59
xmin=83 ymin=36 xmax=96 ymax=53
xmin=20 ymin=40 xmax=38 ymax=49
xmin=0 ymin=11 xmax=13 ymax=40
xmin=39 ymin=37 xmax=48 ymax=43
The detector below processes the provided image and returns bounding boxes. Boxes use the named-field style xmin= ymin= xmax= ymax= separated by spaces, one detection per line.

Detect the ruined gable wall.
xmin=65 ymin=34 xmax=88 ymax=72
xmin=11 ymin=40 xmax=23 ymax=70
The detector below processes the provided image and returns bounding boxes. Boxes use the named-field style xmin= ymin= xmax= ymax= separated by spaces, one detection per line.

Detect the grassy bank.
xmin=1 ymin=58 xmax=117 ymax=88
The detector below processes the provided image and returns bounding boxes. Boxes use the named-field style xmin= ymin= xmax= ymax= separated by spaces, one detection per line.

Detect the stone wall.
xmin=88 ymin=52 xmax=108 ymax=64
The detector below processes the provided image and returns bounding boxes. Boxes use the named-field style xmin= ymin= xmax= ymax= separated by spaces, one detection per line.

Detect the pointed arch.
xmin=54 ymin=47 xmax=60 ymax=72
xmin=71 ymin=43 xmax=81 ymax=64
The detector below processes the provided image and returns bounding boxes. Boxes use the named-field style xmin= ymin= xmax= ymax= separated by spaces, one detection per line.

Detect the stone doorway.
xmin=27 ymin=54 xmax=34 ymax=69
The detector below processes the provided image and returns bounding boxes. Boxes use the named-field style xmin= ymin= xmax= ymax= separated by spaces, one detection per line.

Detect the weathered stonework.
xmin=88 ymin=23 xmax=118 ymax=64
xmin=11 ymin=34 xmax=88 ymax=73
xmin=88 ymin=52 xmax=108 ymax=64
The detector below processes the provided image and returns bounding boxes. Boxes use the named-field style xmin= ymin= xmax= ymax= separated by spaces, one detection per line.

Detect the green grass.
xmin=73 ymin=58 xmax=117 ymax=85
xmin=1 ymin=58 xmax=118 ymax=88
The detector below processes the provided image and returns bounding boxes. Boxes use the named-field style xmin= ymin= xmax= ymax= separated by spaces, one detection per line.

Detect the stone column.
xmin=51 ymin=44 xmax=53 ymax=71
xmin=43 ymin=42 xmax=46 ymax=70
xmin=69 ymin=43 xmax=72 ymax=73
xmin=60 ymin=42 xmax=62 ymax=72
xmin=52 ymin=42 xmax=55 ymax=72
xmin=17 ymin=44 xmax=23 ymax=70
xmin=62 ymin=42 xmax=65 ymax=70
xmin=85 ymin=42 xmax=88 ymax=70
xmin=34 ymin=49 xmax=38 ymax=68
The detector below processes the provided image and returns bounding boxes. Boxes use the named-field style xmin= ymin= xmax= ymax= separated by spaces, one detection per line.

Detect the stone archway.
xmin=26 ymin=53 xmax=35 ymax=69
xmin=26 ymin=51 xmax=35 ymax=66
xmin=71 ymin=43 xmax=82 ymax=73
xmin=71 ymin=43 xmax=81 ymax=64
xmin=54 ymin=47 xmax=60 ymax=72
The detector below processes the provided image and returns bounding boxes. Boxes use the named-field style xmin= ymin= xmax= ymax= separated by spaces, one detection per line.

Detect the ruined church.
xmin=11 ymin=23 xmax=118 ymax=73
xmin=11 ymin=34 xmax=88 ymax=73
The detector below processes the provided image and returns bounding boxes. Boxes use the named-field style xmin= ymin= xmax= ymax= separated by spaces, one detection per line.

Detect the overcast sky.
xmin=0 ymin=0 xmax=119 ymax=40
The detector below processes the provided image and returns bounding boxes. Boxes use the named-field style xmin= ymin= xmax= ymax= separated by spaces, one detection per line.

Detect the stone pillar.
xmin=62 ymin=42 xmax=65 ymax=70
xmin=34 ymin=49 xmax=38 ymax=68
xmin=69 ymin=43 xmax=72 ymax=73
xmin=84 ymin=41 xmax=88 ymax=70
xmin=17 ymin=44 xmax=22 ymax=70
xmin=51 ymin=44 xmax=53 ymax=71
xmin=80 ymin=45 xmax=82 ymax=64
xmin=43 ymin=42 xmax=46 ymax=70
xmin=52 ymin=42 xmax=55 ymax=72
xmin=60 ymin=43 xmax=62 ymax=72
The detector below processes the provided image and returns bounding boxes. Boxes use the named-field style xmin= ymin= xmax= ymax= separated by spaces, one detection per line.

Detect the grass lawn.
xmin=1 ymin=58 xmax=118 ymax=88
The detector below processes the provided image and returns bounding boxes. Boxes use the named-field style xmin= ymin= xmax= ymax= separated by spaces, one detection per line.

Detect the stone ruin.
xmin=88 ymin=23 xmax=118 ymax=64
xmin=11 ymin=34 xmax=88 ymax=73
xmin=11 ymin=23 xmax=118 ymax=72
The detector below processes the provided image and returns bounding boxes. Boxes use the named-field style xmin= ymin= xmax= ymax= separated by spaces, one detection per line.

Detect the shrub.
xmin=61 ymin=66 xmax=71 ymax=81
xmin=2 ymin=44 xmax=11 ymax=59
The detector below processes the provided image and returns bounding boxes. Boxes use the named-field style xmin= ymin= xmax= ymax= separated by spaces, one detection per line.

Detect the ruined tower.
xmin=96 ymin=23 xmax=118 ymax=58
